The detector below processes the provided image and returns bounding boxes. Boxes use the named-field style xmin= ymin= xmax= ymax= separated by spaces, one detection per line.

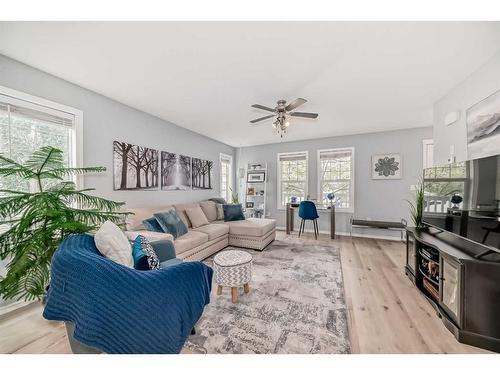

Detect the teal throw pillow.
xmin=132 ymin=235 xmax=160 ymax=271
xmin=142 ymin=217 xmax=164 ymax=232
xmin=153 ymin=210 xmax=188 ymax=239
xmin=223 ymin=203 xmax=245 ymax=222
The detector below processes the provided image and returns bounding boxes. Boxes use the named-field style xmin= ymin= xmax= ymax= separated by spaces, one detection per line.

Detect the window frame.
xmin=422 ymin=139 xmax=434 ymax=169
xmin=219 ymin=152 xmax=233 ymax=203
xmin=276 ymin=150 xmax=309 ymax=210
xmin=0 ymin=85 xmax=83 ymax=188
xmin=316 ymin=147 xmax=355 ymax=213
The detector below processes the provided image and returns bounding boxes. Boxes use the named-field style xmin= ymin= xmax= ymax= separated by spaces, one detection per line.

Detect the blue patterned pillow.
xmin=153 ymin=210 xmax=188 ymax=239
xmin=142 ymin=217 xmax=164 ymax=232
xmin=132 ymin=235 xmax=160 ymax=271
xmin=223 ymin=204 xmax=245 ymax=222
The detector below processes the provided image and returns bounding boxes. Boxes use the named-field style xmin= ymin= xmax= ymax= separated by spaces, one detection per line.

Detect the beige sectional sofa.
xmin=124 ymin=200 xmax=276 ymax=261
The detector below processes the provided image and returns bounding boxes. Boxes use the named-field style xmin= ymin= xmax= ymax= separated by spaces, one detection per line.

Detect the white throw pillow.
xmin=94 ymin=221 xmax=133 ymax=267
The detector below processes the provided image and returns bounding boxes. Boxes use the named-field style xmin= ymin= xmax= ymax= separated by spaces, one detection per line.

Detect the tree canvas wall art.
xmin=113 ymin=141 xmax=159 ymax=190
xmin=161 ymin=151 xmax=191 ymax=190
xmin=466 ymin=89 xmax=500 ymax=160
xmin=192 ymin=157 xmax=214 ymax=189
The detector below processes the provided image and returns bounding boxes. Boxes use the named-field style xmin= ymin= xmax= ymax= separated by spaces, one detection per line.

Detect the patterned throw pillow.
xmin=223 ymin=203 xmax=245 ymax=222
xmin=153 ymin=210 xmax=188 ymax=239
xmin=215 ymin=203 xmax=225 ymax=220
xmin=132 ymin=235 xmax=160 ymax=271
xmin=142 ymin=217 xmax=164 ymax=232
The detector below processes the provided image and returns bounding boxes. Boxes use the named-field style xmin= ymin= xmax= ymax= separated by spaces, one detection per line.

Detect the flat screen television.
xmin=422 ymin=154 xmax=500 ymax=251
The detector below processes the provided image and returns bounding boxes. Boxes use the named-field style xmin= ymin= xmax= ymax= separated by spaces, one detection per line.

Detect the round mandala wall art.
xmin=372 ymin=153 xmax=402 ymax=179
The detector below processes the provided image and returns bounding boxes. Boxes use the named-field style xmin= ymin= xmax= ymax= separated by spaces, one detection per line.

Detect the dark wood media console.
xmin=405 ymin=226 xmax=500 ymax=352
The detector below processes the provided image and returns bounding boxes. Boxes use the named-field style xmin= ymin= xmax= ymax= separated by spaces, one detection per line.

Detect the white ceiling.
xmin=1 ymin=22 xmax=500 ymax=147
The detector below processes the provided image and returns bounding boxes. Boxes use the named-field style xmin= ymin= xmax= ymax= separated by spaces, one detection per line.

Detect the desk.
xmin=286 ymin=203 xmax=336 ymax=239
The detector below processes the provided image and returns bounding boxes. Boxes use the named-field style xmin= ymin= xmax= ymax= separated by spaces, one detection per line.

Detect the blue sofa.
xmin=43 ymin=234 xmax=213 ymax=354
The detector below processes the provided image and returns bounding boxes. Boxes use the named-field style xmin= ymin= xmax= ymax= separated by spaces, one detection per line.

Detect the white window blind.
xmin=0 ymin=99 xmax=76 ymax=195
xmin=220 ymin=154 xmax=232 ymax=202
xmin=277 ymin=151 xmax=308 ymax=208
xmin=318 ymin=148 xmax=354 ymax=210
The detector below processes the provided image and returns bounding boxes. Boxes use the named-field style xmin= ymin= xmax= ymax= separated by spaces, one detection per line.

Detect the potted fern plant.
xmin=0 ymin=146 xmax=126 ymax=302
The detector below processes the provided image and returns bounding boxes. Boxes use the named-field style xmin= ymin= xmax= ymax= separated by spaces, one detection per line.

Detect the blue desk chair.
xmin=298 ymin=201 xmax=320 ymax=239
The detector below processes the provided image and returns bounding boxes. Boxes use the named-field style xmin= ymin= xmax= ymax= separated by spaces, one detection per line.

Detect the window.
xmin=0 ymin=86 xmax=82 ymax=308
xmin=423 ymin=161 xmax=468 ymax=213
xmin=219 ymin=153 xmax=232 ymax=202
xmin=277 ymin=151 xmax=308 ymax=209
xmin=0 ymin=87 xmax=82 ymax=194
xmin=422 ymin=139 xmax=434 ymax=169
xmin=318 ymin=148 xmax=354 ymax=211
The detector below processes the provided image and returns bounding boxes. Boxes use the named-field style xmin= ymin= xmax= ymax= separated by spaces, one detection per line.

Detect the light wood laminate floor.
xmin=0 ymin=231 xmax=490 ymax=354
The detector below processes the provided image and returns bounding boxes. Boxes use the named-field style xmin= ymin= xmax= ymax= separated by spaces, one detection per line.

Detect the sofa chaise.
xmin=124 ymin=200 xmax=276 ymax=261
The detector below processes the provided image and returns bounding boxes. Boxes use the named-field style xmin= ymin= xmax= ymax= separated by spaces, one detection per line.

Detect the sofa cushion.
xmin=228 ymin=218 xmax=276 ymax=237
xmin=199 ymin=200 xmax=217 ymax=222
xmin=125 ymin=206 xmax=174 ymax=231
xmin=94 ymin=221 xmax=133 ymax=267
xmin=174 ymin=231 xmax=209 ymax=254
xmin=208 ymin=197 xmax=227 ymax=205
xmin=131 ymin=235 xmax=160 ymax=271
xmin=192 ymin=223 xmax=229 ymax=241
xmin=154 ymin=210 xmax=188 ymax=239
xmin=142 ymin=217 xmax=164 ymax=233
xmin=173 ymin=203 xmax=201 ymax=228
xmin=185 ymin=206 xmax=210 ymax=228
xmin=223 ymin=203 xmax=245 ymax=221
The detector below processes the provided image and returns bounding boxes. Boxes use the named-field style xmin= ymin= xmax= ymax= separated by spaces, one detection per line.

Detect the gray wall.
xmin=0 ymin=55 xmax=235 ymax=307
xmin=237 ymin=126 xmax=432 ymax=238
xmin=434 ymin=51 xmax=500 ymax=165
xmin=0 ymin=54 xmax=235 ymax=208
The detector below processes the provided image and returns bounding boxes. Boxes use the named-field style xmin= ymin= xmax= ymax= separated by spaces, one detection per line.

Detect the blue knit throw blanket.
xmin=43 ymin=234 xmax=213 ymax=353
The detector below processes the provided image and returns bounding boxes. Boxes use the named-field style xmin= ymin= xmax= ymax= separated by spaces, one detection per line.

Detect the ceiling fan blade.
xmin=289 ymin=112 xmax=319 ymax=119
xmin=251 ymin=104 xmax=276 ymax=113
xmin=250 ymin=114 xmax=275 ymax=124
xmin=285 ymin=98 xmax=307 ymax=111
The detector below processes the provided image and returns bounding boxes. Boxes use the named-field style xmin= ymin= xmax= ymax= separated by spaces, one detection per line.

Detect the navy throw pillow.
xmin=142 ymin=217 xmax=164 ymax=232
xmin=132 ymin=235 xmax=160 ymax=271
xmin=154 ymin=210 xmax=188 ymax=239
xmin=223 ymin=203 xmax=245 ymax=222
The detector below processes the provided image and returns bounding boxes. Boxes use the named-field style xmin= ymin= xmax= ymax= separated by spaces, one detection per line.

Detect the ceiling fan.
xmin=250 ymin=98 xmax=319 ymax=138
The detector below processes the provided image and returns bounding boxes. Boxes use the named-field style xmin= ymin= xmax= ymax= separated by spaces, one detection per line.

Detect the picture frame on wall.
xmin=371 ymin=153 xmax=402 ymax=179
xmin=247 ymin=171 xmax=265 ymax=183
xmin=113 ymin=141 xmax=159 ymax=190
xmin=466 ymin=89 xmax=500 ymax=160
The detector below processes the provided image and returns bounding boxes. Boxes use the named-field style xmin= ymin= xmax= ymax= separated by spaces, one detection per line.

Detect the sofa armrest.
xmin=124 ymin=230 xmax=174 ymax=242
xmin=150 ymin=239 xmax=177 ymax=262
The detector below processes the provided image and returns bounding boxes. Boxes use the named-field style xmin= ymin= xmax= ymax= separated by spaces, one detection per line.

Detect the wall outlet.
xmin=410 ymin=184 xmax=417 ymax=191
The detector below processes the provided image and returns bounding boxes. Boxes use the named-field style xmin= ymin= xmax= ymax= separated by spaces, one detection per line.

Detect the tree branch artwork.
xmin=161 ymin=151 xmax=191 ymax=190
xmin=113 ymin=141 xmax=159 ymax=190
xmin=192 ymin=157 xmax=213 ymax=190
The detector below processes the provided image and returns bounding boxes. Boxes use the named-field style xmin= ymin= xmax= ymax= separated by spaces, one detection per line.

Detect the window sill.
xmin=277 ymin=207 xmax=354 ymax=214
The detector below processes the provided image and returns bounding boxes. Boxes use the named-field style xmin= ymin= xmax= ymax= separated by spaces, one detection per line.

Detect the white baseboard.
xmin=276 ymin=226 xmax=405 ymax=242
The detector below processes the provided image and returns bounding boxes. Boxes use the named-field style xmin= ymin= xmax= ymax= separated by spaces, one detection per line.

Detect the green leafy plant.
xmin=229 ymin=187 xmax=239 ymax=204
xmin=406 ymin=178 xmax=425 ymax=229
xmin=0 ymin=146 xmax=127 ymax=301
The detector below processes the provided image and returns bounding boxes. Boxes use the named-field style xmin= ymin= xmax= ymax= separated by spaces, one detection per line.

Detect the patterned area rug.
xmin=184 ymin=239 xmax=351 ymax=354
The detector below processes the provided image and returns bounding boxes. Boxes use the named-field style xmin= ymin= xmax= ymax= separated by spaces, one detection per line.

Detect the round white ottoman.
xmin=213 ymin=250 xmax=253 ymax=303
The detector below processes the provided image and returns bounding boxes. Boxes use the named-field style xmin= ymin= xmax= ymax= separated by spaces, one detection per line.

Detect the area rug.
xmin=184 ymin=239 xmax=351 ymax=354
